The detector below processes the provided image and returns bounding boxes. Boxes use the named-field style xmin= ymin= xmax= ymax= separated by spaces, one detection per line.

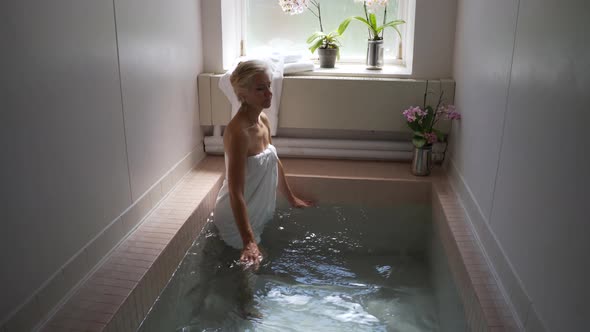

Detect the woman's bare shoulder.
xmin=224 ymin=116 xmax=249 ymax=152
xmin=259 ymin=112 xmax=270 ymax=124
xmin=259 ymin=112 xmax=272 ymax=134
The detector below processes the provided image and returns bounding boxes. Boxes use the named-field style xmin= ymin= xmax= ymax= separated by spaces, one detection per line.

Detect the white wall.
xmin=115 ymin=0 xmax=204 ymax=200
xmin=450 ymin=0 xmax=589 ymax=331
xmin=412 ymin=0 xmax=457 ymax=78
xmin=0 ymin=0 xmax=204 ymax=326
xmin=201 ymin=0 xmax=224 ymax=73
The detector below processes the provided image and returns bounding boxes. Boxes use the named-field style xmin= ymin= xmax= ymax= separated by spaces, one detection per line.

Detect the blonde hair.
xmin=230 ymin=60 xmax=272 ymax=102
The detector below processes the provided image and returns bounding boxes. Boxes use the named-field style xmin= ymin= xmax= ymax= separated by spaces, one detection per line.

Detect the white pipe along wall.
xmin=204 ymin=136 xmax=446 ymax=161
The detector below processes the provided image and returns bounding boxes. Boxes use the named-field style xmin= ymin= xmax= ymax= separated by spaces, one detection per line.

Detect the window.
xmin=243 ymin=0 xmax=411 ymax=65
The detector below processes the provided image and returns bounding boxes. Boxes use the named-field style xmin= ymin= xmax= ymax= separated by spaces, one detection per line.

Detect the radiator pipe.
xmin=204 ymin=136 xmax=445 ymax=161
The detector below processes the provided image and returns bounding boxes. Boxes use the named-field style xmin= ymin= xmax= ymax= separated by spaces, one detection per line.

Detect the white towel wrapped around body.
xmin=213 ymin=144 xmax=279 ymax=249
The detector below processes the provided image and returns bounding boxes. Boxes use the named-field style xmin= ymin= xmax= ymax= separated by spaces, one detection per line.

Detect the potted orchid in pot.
xmin=279 ymin=0 xmax=351 ymax=68
xmin=402 ymin=85 xmax=461 ymax=176
xmin=347 ymin=0 xmax=405 ymax=69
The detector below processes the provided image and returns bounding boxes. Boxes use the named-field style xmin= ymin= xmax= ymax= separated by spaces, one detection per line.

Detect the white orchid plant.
xmin=349 ymin=0 xmax=405 ymax=41
xmin=279 ymin=0 xmax=351 ymax=56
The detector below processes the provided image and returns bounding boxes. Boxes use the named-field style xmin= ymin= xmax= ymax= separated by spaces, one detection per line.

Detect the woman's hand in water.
xmin=240 ymin=241 xmax=263 ymax=270
xmin=289 ymin=195 xmax=314 ymax=208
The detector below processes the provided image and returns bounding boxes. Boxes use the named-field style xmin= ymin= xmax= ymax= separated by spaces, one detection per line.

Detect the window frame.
xmin=239 ymin=0 xmax=414 ymax=69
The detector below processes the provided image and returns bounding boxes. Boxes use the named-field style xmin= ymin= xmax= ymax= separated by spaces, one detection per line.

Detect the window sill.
xmin=284 ymin=63 xmax=412 ymax=79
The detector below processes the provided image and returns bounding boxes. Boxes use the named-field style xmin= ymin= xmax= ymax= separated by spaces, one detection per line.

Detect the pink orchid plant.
xmin=402 ymin=86 xmax=461 ymax=148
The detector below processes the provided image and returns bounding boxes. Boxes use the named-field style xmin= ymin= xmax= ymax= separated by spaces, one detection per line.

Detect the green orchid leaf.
xmin=306 ymin=32 xmax=320 ymax=44
xmin=376 ymin=21 xmax=405 ymax=37
xmin=308 ymin=38 xmax=323 ymax=48
xmin=407 ymin=120 xmax=422 ymax=133
xmin=306 ymin=31 xmax=327 ymax=44
xmin=380 ymin=20 xmax=405 ymax=38
xmin=307 ymin=37 xmax=320 ymax=46
xmin=309 ymin=38 xmax=325 ymax=54
xmin=413 ymin=131 xmax=425 ymax=137
xmin=338 ymin=17 xmax=352 ymax=35
xmin=392 ymin=26 xmax=403 ymax=39
xmin=432 ymin=128 xmax=446 ymax=141
xmin=383 ymin=19 xmax=406 ymax=28
xmin=351 ymin=16 xmax=375 ymax=31
xmin=351 ymin=16 xmax=370 ymax=28
xmin=368 ymin=13 xmax=378 ymax=30
xmin=385 ymin=19 xmax=406 ymax=25
xmin=413 ymin=137 xmax=427 ymax=148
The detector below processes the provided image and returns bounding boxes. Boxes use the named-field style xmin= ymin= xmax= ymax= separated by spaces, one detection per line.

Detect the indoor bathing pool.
xmin=137 ymin=186 xmax=467 ymax=331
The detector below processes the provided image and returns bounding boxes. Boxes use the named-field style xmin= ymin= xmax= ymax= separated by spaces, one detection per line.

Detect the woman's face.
xmin=242 ymin=72 xmax=272 ymax=109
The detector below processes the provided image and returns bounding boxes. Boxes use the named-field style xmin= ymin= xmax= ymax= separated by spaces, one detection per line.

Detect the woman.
xmin=213 ymin=60 xmax=313 ymax=269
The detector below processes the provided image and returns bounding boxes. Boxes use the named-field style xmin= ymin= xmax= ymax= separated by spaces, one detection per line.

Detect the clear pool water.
xmin=138 ymin=204 xmax=466 ymax=332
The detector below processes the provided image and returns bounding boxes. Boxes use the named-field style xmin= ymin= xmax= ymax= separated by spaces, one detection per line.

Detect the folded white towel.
xmin=282 ymin=53 xmax=303 ymax=64
xmin=218 ymin=56 xmax=283 ymax=136
xmin=284 ymin=61 xmax=315 ymax=74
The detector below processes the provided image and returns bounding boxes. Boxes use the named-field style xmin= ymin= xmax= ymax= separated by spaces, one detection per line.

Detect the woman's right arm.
xmin=225 ymin=128 xmax=262 ymax=267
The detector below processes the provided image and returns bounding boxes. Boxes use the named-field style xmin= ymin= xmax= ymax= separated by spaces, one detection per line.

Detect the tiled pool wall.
xmin=283 ymin=176 xmax=431 ymax=208
xmin=35 ymin=158 xmax=224 ymax=332
xmin=0 ymin=148 xmax=204 ymax=332
xmin=432 ymin=181 xmax=518 ymax=331
xmin=32 ymin=157 xmax=517 ymax=332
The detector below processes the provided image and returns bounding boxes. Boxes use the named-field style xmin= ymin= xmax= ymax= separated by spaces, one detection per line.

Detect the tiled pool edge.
xmin=445 ymin=158 xmax=547 ymax=331
xmin=433 ymin=180 xmax=518 ymax=332
xmin=37 ymin=157 xmax=520 ymax=332
xmin=3 ymin=149 xmax=204 ymax=332
xmin=38 ymin=159 xmax=224 ymax=332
